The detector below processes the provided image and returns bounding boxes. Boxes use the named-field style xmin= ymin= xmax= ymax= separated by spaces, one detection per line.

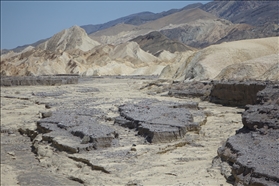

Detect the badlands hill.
xmin=1 ymin=1 xmax=278 ymax=82
xmin=215 ymin=54 xmax=279 ymax=81
xmin=1 ymin=25 xmax=278 ymax=82
xmin=160 ymin=36 xmax=279 ymax=81
xmin=0 ymin=26 xmax=170 ymax=76
xmin=201 ymin=1 xmax=278 ymax=27
xmin=130 ymin=31 xmax=195 ymax=56
xmin=89 ymin=6 xmax=277 ymax=49
xmin=37 ymin=25 xmax=100 ymax=52
xmin=89 ymin=8 xmax=218 ymax=46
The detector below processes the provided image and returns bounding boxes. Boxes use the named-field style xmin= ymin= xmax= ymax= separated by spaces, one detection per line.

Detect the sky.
xmin=1 ymin=1 xmax=210 ymax=50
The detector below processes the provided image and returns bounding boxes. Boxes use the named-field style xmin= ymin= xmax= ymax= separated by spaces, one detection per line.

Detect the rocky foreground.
xmin=129 ymin=78 xmax=279 ymax=185
xmin=1 ymin=76 xmax=278 ymax=185
xmin=218 ymin=83 xmax=279 ymax=186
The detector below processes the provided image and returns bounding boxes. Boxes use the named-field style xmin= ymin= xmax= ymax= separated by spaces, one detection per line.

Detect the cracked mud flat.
xmin=1 ymin=76 xmax=243 ymax=185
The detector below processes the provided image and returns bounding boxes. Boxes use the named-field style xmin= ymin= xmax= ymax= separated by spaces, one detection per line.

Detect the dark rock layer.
xmin=209 ymin=81 xmax=267 ymax=107
xmin=0 ymin=75 xmax=79 ymax=87
xmin=130 ymin=31 xmax=194 ymax=56
xmin=115 ymin=99 xmax=205 ymax=143
xmin=218 ymin=83 xmax=279 ymax=186
xmin=168 ymin=81 xmax=213 ymax=100
xmin=36 ymin=108 xmax=118 ymax=153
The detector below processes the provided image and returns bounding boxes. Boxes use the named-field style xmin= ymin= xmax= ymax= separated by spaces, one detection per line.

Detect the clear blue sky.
xmin=1 ymin=1 xmax=210 ymax=50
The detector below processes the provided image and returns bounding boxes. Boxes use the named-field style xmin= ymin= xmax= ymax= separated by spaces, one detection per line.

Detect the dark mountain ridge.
xmin=81 ymin=3 xmax=203 ymax=35
xmin=130 ymin=31 xmax=195 ymax=56
xmin=201 ymin=1 xmax=278 ymax=26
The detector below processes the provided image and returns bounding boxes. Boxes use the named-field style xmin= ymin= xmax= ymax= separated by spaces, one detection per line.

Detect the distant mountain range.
xmin=81 ymin=3 xmax=203 ymax=34
xmin=1 ymin=1 xmax=278 ymax=81
xmin=202 ymin=1 xmax=278 ymax=26
xmin=2 ymin=1 xmax=277 ymax=53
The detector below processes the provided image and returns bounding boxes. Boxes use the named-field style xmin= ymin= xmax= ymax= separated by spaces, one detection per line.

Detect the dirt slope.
xmin=160 ymin=37 xmax=279 ymax=81
xmin=37 ymin=25 xmax=100 ymax=52
xmin=131 ymin=31 xmax=195 ymax=56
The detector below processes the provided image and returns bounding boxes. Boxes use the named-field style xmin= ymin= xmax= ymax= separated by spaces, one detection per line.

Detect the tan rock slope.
xmin=215 ymin=54 xmax=279 ymax=81
xmin=160 ymin=37 xmax=279 ymax=81
xmin=0 ymin=45 xmax=161 ymax=76
xmin=1 ymin=26 xmax=170 ymax=76
xmin=5 ymin=22 xmax=216 ymax=77
xmin=37 ymin=25 xmax=100 ymax=52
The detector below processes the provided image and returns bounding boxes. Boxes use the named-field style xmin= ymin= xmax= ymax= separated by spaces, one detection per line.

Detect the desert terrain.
xmin=1 ymin=1 xmax=279 ymax=185
xmin=1 ymin=76 xmax=245 ymax=186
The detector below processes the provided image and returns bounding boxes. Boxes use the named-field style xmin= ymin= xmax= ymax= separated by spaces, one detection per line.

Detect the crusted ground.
xmin=1 ymin=76 xmax=244 ymax=185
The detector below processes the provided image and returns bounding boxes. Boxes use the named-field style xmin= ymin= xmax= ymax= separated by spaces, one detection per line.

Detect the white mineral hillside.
xmin=0 ymin=46 xmax=35 ymax=61
xmin=215 ymin=53 xmax=279 ymax=81
xmin=110 ymin=42 xmax=158 ymax=64
xmin=259 ymin=58 xmax=279 ymax=81
xmin=0 ymin=40 xmax=165 ymax=76
xmin=160 ymin=36 xmax=279 ymax=81
xmin=37 ymin=25 xmax=100 ymax=52
xmin=82 ymin=42 xmax=161 ymax=76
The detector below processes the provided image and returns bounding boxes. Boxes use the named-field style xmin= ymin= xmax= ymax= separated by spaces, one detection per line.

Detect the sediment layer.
xmin=0 ymin=75 xmax=79 ymax=87
xmin=218 ymin=83 xmax=279 ymax=186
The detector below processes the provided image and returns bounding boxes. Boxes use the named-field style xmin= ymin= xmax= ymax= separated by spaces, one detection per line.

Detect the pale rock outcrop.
xmin=259 ymin=62 xmax=279 ymax=81
xmin=215 ymin=54 xmax=279 ymax=81
xmin=162 ymin=37 xmax=279 ymax=81
xmin=110 ymin=42 xmax=158 ymax=64
xmin=37 ymin=25 xmax=100 ymax=52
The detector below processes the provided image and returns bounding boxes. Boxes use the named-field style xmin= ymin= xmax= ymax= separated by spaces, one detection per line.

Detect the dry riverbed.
xmin=1 ymin=76 xmax=243 ymax=186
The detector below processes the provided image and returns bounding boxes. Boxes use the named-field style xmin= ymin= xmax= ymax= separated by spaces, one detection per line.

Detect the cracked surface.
xmin=1 ymin=76 xmax=243 ymax=185
xmin=218 ymin=83 xmax=279 ymax=186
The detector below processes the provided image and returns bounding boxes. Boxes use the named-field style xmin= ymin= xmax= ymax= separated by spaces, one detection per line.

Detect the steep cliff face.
xmin=217 ymin=83 xmax=279 ymax=186
xmin=209 ymin=81 xmax=267 ymax=107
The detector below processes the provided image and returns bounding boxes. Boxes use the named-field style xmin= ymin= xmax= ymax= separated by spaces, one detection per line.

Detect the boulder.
xmin=115 ymin=99 xmax=205 ymax=143
xmin=36 ymin=108 xmax=118 ymax=153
